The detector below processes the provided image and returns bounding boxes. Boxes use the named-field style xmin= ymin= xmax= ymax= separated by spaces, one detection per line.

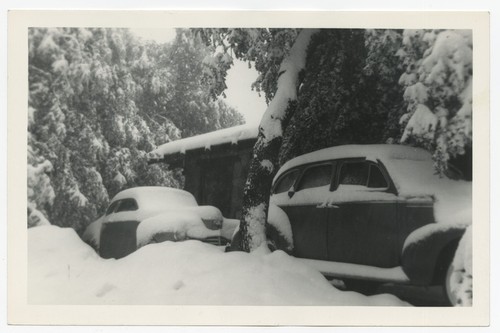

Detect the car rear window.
xmin=297 ymin=164 xmax=333 ymax=190
xmin=274 ymin=169 xmax=300 ymax=194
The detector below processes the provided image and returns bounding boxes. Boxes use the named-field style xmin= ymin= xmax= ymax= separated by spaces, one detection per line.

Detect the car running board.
xmin=296 ymin=258 xmax=411 ymax=284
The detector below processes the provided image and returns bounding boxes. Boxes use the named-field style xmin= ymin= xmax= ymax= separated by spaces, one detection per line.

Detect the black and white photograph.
xmin=6 ymin=9 xmax=491 ymax=328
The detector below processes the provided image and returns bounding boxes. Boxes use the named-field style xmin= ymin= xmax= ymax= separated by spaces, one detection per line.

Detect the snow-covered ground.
xmin=28 ymin=225 xmax=407 ymax=306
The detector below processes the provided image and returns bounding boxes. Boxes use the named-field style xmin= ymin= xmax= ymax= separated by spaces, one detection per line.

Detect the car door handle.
xmin=316 ymin=203 xmax=339 ymax=209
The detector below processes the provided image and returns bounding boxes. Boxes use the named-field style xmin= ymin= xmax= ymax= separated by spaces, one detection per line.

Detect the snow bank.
xmin=29 ymin=225 xmax=406 ymax=306
xmin=149 ymin=124 xmax=258 ymax=158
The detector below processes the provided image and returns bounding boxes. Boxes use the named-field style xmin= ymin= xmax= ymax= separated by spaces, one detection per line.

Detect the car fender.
xmin=266 ymin=204 xmax=294 ymax=253
xmin=82 ymin=216 xmax=104 ymax=250
xmin=401 ymin=223 xmax=468 ymax=285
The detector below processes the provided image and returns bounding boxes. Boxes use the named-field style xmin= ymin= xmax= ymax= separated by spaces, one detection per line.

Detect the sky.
xmin=130 ymin=28 xmax=267 ymax=126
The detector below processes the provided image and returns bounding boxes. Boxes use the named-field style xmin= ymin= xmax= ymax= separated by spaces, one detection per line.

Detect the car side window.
xmin=115 ymin=198 xmax=139 ymax=213
xmin=339 ymin=161 xmax=368 ymax=186
xmin=297 ymin=164 xmax=333 ymax=191
xmin=273 ymin=170 xmax=300 ymax=194
xmin=338 ymin=161 xmax=388 ymax=189
xmin=368 ymin=164 xmax=388 ymax=188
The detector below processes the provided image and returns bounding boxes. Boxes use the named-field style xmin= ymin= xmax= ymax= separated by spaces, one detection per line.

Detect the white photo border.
xmin=7 ymin=10 xmax=490 ymax=326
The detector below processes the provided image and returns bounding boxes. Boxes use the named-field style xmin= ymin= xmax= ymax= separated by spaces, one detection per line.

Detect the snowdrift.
xmin=28 ymin=225 xmax=407 ymax=306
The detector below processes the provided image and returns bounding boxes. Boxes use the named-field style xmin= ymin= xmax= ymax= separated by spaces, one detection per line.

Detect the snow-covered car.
xmin=266 ymin=144 xmax=472 ymax=305
xmin=82 ymin=187 xmax=239 ymax=259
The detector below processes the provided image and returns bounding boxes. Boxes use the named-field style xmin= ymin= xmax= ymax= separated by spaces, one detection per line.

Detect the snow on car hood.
xmin=384 ymin=158 xmax=472 ymax=226
xmin=103 ymin=205 xmax=223 ymax=224
xmin=136 ymin=211 xmax=221 ymax=248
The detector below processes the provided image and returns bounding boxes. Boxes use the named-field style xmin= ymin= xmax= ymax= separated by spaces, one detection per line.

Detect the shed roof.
xmin=149 ymin=124 xmax=258 ymax=160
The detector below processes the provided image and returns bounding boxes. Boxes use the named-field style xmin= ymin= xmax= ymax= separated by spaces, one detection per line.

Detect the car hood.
xmin=102 ymin=205 xmax=223 ymax=224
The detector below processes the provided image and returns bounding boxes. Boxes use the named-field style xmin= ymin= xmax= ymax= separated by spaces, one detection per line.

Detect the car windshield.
xmin=105 ymin=201 xmax=119 ymax=215
xmin=274 ymin=170 xmax=300 ymax=194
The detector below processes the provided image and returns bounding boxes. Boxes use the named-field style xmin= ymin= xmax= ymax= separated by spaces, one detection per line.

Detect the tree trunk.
xmin=237 ymin=29 xmax=319 ymax=252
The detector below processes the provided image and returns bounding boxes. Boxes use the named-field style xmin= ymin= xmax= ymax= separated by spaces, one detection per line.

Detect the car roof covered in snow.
xmin=275 ymin=144 xmax=431 ymax=179
xmin=111 ymin=186 xmax=197 ymax=208
xmin=149 ymin=123 xmax=258 ymax=158
xmin=274 ymin=144 xmax=471 ymax=200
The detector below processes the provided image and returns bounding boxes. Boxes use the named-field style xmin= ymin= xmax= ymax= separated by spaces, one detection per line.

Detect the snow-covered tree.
xmin=198 ymin=28 xmax=317 ymax=251
xmin=279 ymin=29 xmax=405 ymax=164
xmin=200 ymin=28 xmax=472 ymax=252
xmin=28 ymin=27 xmax=243 ymax=233
xmin=398 ymin=29 xmax=472 ymax=178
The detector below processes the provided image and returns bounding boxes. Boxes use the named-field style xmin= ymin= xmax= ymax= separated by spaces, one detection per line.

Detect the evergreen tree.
xmin=28 ymin=27 xmax=243 ymax=233
xmin=279 ymin=29 xmax=405 ymax=165
xmin=397 ymin=29 xmax=472 ymax=178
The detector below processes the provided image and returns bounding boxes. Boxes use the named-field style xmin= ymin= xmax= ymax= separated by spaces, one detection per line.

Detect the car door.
xmin=275 ymin=163 xmax=335 ymax=261
xmin=326 ymin=159 xmax=400 ymax=268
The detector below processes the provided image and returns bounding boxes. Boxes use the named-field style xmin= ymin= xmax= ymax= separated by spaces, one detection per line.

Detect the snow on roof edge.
xmin=149 ymin=124 xmax=258 ymax=158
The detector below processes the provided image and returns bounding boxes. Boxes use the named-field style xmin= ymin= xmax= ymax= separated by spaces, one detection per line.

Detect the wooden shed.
xmin=148 ymin=124 xmax=258 ymax=219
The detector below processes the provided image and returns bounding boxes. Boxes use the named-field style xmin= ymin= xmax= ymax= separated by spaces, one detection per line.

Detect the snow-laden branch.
xmin=240 ymin=29 xmax=319 ymax=252
xmin=260 ymin=29 xmax=319 ymax=141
